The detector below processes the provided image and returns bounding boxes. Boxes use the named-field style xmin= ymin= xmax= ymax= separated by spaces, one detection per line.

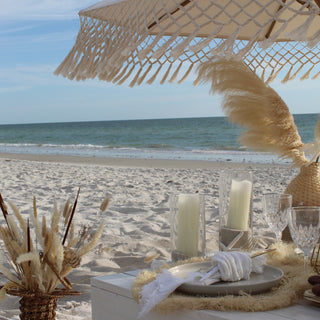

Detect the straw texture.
xmin=285 ymin=162 xmax=320 ymax=207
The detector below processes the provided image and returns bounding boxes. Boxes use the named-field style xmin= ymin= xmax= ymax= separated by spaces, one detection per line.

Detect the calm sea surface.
xmin=0 ymin=114 xmax=317 ymax=164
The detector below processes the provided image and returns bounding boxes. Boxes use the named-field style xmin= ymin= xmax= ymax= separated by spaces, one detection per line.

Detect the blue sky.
xmin=0 ymin=1 xmax=318 ymax=125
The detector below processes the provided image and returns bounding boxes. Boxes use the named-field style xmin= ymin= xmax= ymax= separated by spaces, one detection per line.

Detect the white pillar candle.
xmin=176 ymin=194 xmax=200 ymax=257
xmin=226 ymin=179 xmax=252 ymax=231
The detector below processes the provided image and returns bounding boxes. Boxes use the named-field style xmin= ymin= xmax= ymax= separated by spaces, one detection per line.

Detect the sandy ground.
xmin=0 ymin=153 xmax=299 ymax=319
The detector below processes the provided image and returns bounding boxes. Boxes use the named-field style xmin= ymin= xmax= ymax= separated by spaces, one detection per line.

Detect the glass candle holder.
xmin=219 ymin=170 xmax=253 ymax=251
xmin=170 ymin=193 xmax=206 ymax=262
xmin=289 ymin=206 xmax=320 ymax=267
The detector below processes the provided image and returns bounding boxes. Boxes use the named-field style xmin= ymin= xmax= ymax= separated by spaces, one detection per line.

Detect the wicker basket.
xmin=7 ymin=289 xmax=81 ymax=320
xmin=311 ymin=244 xmax=320 ymax=274
xmin=282 ymin=162 xmax=320 ymax=241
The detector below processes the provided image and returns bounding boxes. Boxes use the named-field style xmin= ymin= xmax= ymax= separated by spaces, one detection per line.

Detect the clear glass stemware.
xmin=262 ymin=193 xmax=292 ymax=242
xmin=288 ymin=206 xmax=320 ymax=265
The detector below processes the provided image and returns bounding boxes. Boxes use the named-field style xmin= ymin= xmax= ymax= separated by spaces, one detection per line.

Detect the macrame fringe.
xmin=311 ymin=69 xmax=320 ymax=80
xmin=137 ymin=33 xmax=165 ymax=61
xmin=281 ymin=65 xmax=294 ymax=83
xmin=169 ymin=62 xmax=183 ymax=83
xmin=160 ymin=64 xmax=173 ymax=85
xmin=146 ymin=64 xmax=163 ymax=85
xmin=129 ymin=66 xmax=144 ymax=87
xmin=307 ymin=29 xmax=320 ymax=48
xmin=236 ymin=29 xmax=264 ymax=58
xmin=112 ymin=64 xmax=130 ymax=83
xmin=300 ymin=65 xmax=315 ymax=81
xmin=137 ymin=64 xmax=153 ymax=85
xmin=288 ymin=64 xmax=305 ymax=82
xmin=54 ymin=0 xmax=320 ymax=86
xmin=266 ymin=65 xmax=284 ymax=84
xmin=105 ymin=66 xmax=122 ymax=82
xmin=189 ymin=25 xmax=224 ymax=53
xmin=117 ymin=65 xmax=136 ymax=85
xmin=212 ymin=26 xmax=242 ymax=58
xmin=171 ymin=30 xmax=200 ymax=61
xmin=152 ymin=34 xmax=180 ymax=60
xmin=285 ymin=12 xmax=316 ymax=41
xmin=259 ymin=21 xmax=289 ymax=50
xmin=178 ymin=64 xmax=193 ymax=84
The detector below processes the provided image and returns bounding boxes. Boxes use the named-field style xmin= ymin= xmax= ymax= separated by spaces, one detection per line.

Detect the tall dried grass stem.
xmin=62 ymin=188 xmax=80 ymax=245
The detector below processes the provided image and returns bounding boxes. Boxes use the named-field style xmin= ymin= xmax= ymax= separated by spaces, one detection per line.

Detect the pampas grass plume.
xmin=100 ymin=195 xmax=110 ymax=212
xmin=197 ymin=58 xmax=310 ymax=167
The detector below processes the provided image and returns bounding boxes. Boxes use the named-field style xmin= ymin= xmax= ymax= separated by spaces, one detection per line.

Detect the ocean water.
xmin=0 ymin=114 xmax=317 ymax=164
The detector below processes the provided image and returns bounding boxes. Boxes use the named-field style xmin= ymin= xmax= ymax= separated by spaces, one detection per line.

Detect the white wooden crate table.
xmin=91 ymin=270 xmax=319 ymax=320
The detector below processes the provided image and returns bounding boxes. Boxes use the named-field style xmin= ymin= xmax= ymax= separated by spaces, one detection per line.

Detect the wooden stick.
xmin=0 ymin=193 xmax=14 ymax=238
xmin=27 ymin=219 xmax=31 ymax=253
xmin=0 ymin=192 xmax=9 ymax=223
xmin=62 ymin=188 xmax=80 ymax=245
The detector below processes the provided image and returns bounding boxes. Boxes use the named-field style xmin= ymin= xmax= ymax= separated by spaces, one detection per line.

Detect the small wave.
xmin=0 ymin=143 xmax=107 ymax=150
xmin=0 ymin=143 xmax=288 ymax=164
xmin=145 ymin=144 xmax=173 ymax=149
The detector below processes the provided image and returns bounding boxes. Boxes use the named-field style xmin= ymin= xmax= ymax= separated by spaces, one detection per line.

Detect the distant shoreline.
xmin=0 ymin=112 xmax=316 ymax=126
xmin=0 ymin=152 xmax=291 ymax=169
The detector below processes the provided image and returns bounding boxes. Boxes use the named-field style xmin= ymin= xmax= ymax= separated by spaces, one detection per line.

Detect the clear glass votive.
xmin=219 ymin=170 xmax=253 ymax=251
xmin=170 ymin=193 xmax=206 ymax=262
xmin=262 ymin=193 xmax=292 ymax=243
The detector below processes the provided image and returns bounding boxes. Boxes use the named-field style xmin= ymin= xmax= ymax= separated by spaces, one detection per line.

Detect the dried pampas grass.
xmin=196 ymin=59 xmax=311 ymax=167
xmin=0 ymin=190 xmax=109 ymax=301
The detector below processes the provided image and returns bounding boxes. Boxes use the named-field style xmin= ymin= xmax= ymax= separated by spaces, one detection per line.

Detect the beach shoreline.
xmin=0 ymin=152 xmax=291 ymax=169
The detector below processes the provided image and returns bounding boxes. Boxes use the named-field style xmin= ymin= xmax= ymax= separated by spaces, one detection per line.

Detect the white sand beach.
xmin=0 ymin=153 xmax=299 ymax=319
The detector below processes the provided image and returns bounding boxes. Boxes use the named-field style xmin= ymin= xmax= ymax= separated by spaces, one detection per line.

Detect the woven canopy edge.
xmin=54 ymin=0 xmax=320 ymax=86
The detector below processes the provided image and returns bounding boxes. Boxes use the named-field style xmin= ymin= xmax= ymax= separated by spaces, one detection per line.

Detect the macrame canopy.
xmin=55 ymin=0 xmax=320 ymax=86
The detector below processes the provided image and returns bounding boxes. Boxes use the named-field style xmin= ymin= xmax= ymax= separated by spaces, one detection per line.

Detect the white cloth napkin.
xmin=138 ymin=251 xmax=266 ymax=318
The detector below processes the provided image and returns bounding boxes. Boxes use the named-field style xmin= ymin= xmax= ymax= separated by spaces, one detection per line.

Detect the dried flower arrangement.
xmin=0 ymin=189 xmax=109 ymax=302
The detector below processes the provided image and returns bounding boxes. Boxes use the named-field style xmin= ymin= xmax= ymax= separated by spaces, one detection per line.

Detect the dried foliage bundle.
xmin=196 ymin=58 xmax=320 ymax=167
xmin=0 ymin=190 xmax=109 ymax=301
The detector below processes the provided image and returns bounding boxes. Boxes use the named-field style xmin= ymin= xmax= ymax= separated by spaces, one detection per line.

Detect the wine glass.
xmin=262 ymin=193 xmax=292 ymax=242
xmin=288 ymin=206 xmax=320 ymax=265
